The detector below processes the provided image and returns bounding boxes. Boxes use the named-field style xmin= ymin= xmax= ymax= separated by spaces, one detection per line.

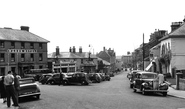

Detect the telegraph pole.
xmin=143 ymin=33 xmax=145 ymax=70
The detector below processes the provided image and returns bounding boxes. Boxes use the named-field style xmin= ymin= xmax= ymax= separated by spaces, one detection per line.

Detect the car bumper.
xmin=144 ymin=90 xmax=168 ymax=92
xmin=19 ymin=92 xmax=41 ymax=98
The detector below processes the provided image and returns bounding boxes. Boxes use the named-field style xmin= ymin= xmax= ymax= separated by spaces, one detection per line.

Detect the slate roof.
xmin=75 ymin=52 xmax=97 ymax=59
xmin=48 ymin=52 xmax=82 ymax=59
xmin=97 ymin=57 xmax=110 ymax=65
xmin=0 ymin=28 xmax=49 ymax=42
xmin=160 ymin=23 xmax=185 ymax=41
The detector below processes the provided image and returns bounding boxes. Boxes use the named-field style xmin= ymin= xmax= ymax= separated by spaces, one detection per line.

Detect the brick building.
xmin=0 ymin=26 xmax=49 ymax=76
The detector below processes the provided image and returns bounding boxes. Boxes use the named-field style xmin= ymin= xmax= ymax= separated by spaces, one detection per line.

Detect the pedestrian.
xmin=58 ymin=72 xmax=63 ymax=86
xmin=13 ymin=72 xmax=20 ymax=105
xmin=4 ymin=71 xmax=19 ymax=108
xmin=0 ymin=76 xmax=7 ymax=103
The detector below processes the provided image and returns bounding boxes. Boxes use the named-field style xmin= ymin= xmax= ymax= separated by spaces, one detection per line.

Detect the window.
xmin=21 ymin=54 xmax=25 ymax=62
xmin=39 ymin=65 xmax=43 ymax=69
xmin=0 ymin=41 xmax=4 ymax=48
xmin=11 ymin=54 xmax=15 ymax=62
xmin=0 ymin=67 xmax=5 ymax=76
xmin=11 ymin=42 xmax=15 ymax=48
xmin=39 ymin=53 xmax=43 ymax=61
xmin=39 ymin=43 xmax=43 ymax=49
xmin=30 ymin=42 xmax=34 ymax=49
xmin=81 ymin=59 xmax=83 ymax=64
xmin=0 ymin=53 xmax=5 ymax=62
xmin=21 ymin=42 xmax=25 ymax=49
xmin=30 ymin=54 xmax=34 ymax=61
xmin=11 ymin=67 xmax=16 ymax=73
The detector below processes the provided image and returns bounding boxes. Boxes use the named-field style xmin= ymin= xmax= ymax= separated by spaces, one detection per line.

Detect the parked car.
xmin=18 ymin=78 xmax=41 ymax=99
xmin=133 ymin=71 xmax=168 ymax=96
xmin=89 ymin=73 xmax=101 ymax=83
xmin=129 ymin=70 xmax=143 ymax=88
xmin=97 ymin=73 xmax=106 ymax=81
xmin=63 ymin=72 xmax=91 ymax=85
xmin=39 ymin=73 xmax=53 ymax=84
xmin=46 ymin=73 xmax=68 ymax=85
xmin=105 ymin=74 xmax=111 ymax=81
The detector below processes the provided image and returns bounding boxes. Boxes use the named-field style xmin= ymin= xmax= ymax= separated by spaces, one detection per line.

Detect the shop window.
xmin=11 ymin=67 xmax=16 ymax=73
xmin=0 ymin=41 xmax=4 ymax=48
xmin=30 ymin=54 xmax=34 ymax=61
xmin=21 ymin=54 xmax=25 ymax=62
xmin=11 ymin=53 xmax=15 ymax=62
xmin=39 ymin=53 xmax=43 ymax=61
xmin=0 ymin=53 xmax=5 ymax=62
xmin=39 ymin=65 xmax=43 ymax=69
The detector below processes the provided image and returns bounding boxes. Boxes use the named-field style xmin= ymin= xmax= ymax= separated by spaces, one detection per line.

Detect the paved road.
xmin=18 ymin=71 xmax=185 ymax=109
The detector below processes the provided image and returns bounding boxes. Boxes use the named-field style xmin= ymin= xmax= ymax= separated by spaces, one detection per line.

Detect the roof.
xmin=0 ymin=28 xmax=49 ymax=42
xmin=48 ymin=52 xmax=98 ymax=59
xmin=48 ymin=52 xmax=82 ymax=59
xmin=160 ymin=23 xmax=185 ymax=41
xmin=97 ymin=57 xmax=110 ymax=65
xmin=75 ymin=52 xmax=97 ymax=59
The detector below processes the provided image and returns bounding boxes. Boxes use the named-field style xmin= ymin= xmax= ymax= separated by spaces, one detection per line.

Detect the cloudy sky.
xmin=0 ymin=0 xmax=184 ymax=56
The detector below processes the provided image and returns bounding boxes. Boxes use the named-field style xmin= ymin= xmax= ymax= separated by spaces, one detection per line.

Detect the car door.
xmin=135 ymin=74 xmax=141 ymax=89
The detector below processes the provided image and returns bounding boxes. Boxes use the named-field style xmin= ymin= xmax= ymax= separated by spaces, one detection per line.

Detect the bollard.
xmin=176 ymin=73 xmax=182 ymax=90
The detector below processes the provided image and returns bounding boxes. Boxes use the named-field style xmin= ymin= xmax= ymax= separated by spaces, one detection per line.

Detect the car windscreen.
xmin=142 ymin=73 xmax=157 ymax=79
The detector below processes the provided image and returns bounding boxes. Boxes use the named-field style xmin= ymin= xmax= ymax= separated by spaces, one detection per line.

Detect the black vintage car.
xmin=63 ymin=72 xmax=91 ymax=85
xmin=89 ymin=73 xmax=101 ymax=83
xmin=39 ymin=73 xmax=53 ymax=84
xmin=46 ymin=73 xmax=69 ymax=85
xmin=133 ymin=71 xmax=168 ymax=96
xmin=129 ymin=70 xmax=143 ymax=88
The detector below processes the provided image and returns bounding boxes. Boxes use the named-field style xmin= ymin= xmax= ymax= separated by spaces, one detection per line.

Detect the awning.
xmin=145 ymin=57 xmax=157 ymax=71
xmin=145 ymin=62 xmax=153 ymax=71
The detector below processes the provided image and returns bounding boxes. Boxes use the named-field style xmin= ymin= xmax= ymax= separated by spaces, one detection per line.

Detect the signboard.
xmin=7 ymin=49 xmax=37 ymax=53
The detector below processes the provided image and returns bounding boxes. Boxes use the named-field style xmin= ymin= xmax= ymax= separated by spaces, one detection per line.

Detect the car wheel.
xmin=130 ymin=84 xmax=133 ymax=88
xmin=63 ymin=81 xmax=68 ymax=86
xmin=81 ymin=81 xmax=86 ymax=85
xmin=49 ymin=80 xmax=55 ymax=85
xmin=162 ymin=92 xmax=167 ymax=96
xmin=36 ymin=95 xmax=40 ymax=99
xmin=133 ymin=88 xmax=137 ymax=92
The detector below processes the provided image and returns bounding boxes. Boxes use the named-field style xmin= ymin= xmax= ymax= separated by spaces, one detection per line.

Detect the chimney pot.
xmin=20 ymin=26 xmax=29 ymax=31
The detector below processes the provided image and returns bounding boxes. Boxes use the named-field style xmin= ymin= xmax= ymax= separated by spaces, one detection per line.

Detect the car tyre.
xmin=162 ymin=92 xmax=167 ymax=96
xmin=130 ymin=84 xmax=133 ymax=88
xmin=36 ymin=95 xmax=40 ymax=99
xmin=63 ymin=81 xmax=68 ymax=86
xmin=49 ymin=80 xmax=55 ymax=85
xmin=81 ymin=80 xmax=86 ymax=85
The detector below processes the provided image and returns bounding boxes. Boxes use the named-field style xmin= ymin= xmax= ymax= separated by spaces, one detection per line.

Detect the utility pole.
xmin=143 ymin=33 xmax=145 ymax=70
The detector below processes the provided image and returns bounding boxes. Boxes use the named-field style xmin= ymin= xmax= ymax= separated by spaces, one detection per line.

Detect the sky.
xmin=0 ymin=0 xmax=185 ymax=56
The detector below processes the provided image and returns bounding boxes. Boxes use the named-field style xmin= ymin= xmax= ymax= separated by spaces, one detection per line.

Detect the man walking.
xmin=4 ymin=71 xmax=19 ymax=108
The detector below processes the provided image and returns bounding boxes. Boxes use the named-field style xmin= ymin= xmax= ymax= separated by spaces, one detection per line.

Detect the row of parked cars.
xmin=39 ymin=72 xmax=111 ymax=86
xmin=127 ymin=70 xmax=169 ymax=96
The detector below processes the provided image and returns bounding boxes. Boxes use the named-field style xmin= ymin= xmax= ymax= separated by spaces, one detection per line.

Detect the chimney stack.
xmin=72 ymin=46 xmax=76 ymax=53
xmin=103 ymin=47 xmax=106 ymax=51
xmin=20 ymin=26 xmax=29 ymax=31
xmin=171 ymin=22 xmax=182 ymax=32
xmin=69 ymin=47 xmax=72 ymax=52
xmin=56 ymin=46 xmax=60 ymax=56
xmin=79 ymin=46 xmax=82 ymax=53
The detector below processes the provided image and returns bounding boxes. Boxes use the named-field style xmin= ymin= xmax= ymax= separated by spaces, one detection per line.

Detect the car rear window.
xmin=19 ymin=79 xmax=34 ymax=84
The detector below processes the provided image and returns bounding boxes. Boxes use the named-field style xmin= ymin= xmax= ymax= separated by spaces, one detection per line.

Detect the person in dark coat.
xmin=0 ymin=76 xmax=7 ymax=103
xmin=58 ymin=72 xmax=63 ymax=86
xmin=13 ymin=72 xmax=20 ymax=105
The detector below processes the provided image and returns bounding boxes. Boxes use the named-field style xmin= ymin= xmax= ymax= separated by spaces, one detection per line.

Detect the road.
xmin=18 ymin=71 xmax=185 ymax=109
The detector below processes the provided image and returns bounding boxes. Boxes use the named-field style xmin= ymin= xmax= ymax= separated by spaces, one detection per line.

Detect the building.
xmin=0 ymin=26 xmax=49 ymax=76
xmin=48 ymin=46 xmax=98 ymax=73
xmin=97 ymin=47 xmax=116 ymax=72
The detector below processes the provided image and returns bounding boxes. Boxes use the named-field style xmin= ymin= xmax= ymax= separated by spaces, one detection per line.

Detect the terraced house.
xmin=0 ymin=26 xmax=49 ymax=76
